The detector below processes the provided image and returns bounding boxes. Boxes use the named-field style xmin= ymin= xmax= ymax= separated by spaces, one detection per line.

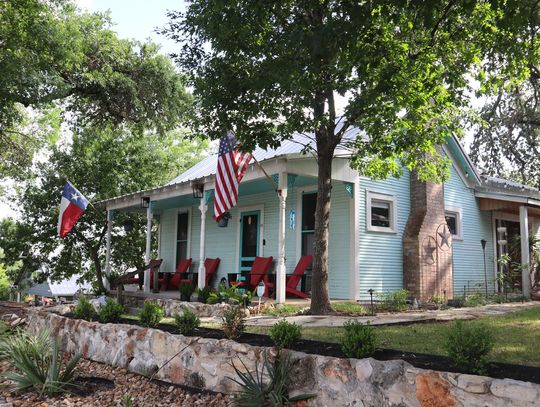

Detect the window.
xmin=445 ymin=207 xmax=462 ymax=240
xmin=176 ymin=212 xmax=189 ymax=267
xmin=367 ymin=192 xmax=397 ymax=233
xmin=301 ymin=192 xmax=317 ymax=256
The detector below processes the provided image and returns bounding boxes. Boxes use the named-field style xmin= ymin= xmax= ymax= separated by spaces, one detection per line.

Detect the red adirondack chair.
xmin=126 ymin=259 xmax=163 ymax=289
xmin=233 ymin=256 xmax=273 ymax=294
xmin=168 ymin=258 xmax=193 ymax=290
xmin=176 ymin=257 xmax=221 ymax=287
xmin=265 ymin=255 xmax=313 ymax=298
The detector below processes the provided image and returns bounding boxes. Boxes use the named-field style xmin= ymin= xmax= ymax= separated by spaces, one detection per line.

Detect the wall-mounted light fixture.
xmin=192 ymin=183 xmax=204 ymax=199
xmin=141 ymin=196 xmax=150 ymax=208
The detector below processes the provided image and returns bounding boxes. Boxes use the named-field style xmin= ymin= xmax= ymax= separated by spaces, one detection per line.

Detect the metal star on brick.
xmin=423 ymin=237 xmax=437 ymax=264
xmin=438 ymin=226 xmax=451 ymax=248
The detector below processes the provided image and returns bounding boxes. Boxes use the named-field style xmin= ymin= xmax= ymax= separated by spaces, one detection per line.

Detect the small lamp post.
xmin=257 ymin=281 xmax=266 ymax=313
xmin=368 ymin=288 xmax=375 ymax=316
xmin=481 ymin=239 xmax=488 ymax=298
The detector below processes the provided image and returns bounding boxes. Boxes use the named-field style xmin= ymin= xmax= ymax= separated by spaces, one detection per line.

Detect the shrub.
xmin=222 ymin=305 xmax=246 ymax=339
xmin=231 ymin=350 xmax=315 ymax=407
xmin=340 ymin=320 xmax=377 ymax=358
xmin=138 ymin=301 xmax=164 ymax=328
xmin=269 ymin=319 xmax=301 ymax=348
xmin=179 ymin=283 xmax=195 ymax=301
xmin=0 ymin=329 xmax=80 ymax=395
xmin=464 ymin=292 xmax=487 ymax=307
xmin=444 ymin=320 xmax=495 ymax=374
xmin=73 ymin=296 xmax=97 ymax=321
xmin=196 ymin=286 xmax=214 ymax=304
xmin=174 ymin=309 xmax=200 ymax=335
xmin=99 ymin=298 xmax=125 ymax=323
xmin=380 ymin=289 xmax=409 ymax=312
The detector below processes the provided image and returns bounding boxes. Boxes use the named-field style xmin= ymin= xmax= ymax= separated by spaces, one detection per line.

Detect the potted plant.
xmin=218 ymin=212 xmax=232 ymax=227
xmin=179 ymin=283 xmax=195 ymax=302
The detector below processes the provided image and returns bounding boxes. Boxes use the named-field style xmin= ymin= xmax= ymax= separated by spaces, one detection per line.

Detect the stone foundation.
xmin=26 ymin=309 xmax=540 ymax=406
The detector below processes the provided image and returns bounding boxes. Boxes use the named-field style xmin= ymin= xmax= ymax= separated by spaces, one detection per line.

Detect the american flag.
xmin=214 ymin=132 xmax=253 ymax=221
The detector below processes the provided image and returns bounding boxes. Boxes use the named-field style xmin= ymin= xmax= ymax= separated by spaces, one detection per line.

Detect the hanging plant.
xmin=218 ymin=212 xmax=232 ymax=227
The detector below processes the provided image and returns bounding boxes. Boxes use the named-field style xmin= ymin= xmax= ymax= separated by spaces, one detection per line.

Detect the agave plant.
xmin=0 ymin=329 xmax=81 ymax=395
xmin=230 ymin=350 xmax=315 ymax=407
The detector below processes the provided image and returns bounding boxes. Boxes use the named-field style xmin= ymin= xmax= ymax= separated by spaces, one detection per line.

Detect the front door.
xmin=239 ymin=211 xmax=260 ymax=276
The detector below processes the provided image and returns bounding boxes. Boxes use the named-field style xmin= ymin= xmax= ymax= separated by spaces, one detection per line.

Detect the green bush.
xmin=73 ymin=296 xmax=97 ymax=321
xmin=174 ymin=309 xmax=200 ymax=335
xmin=0 ymin=329 xmax=80 ymax=395
xmin=99 ymin=298 xmax=125 ymax=323
xmin=222 ymin=305 xmax=246 ymax=339
xmin=464 ymin=292 xmax=487 ymax=307
xmin=269 ymin=319 xmax=301 ymax=348
xmin=444 ymin=320 xmax=495 ymax=374
xmin=196 ymin=286 xmax=214 ymax=304
xmin=340 ymin=320 xmax=377 ymax=359
xmin=179 ymin=283 xmax=195 ymax=301
xmin=380 ymin=289 xmax=409 ymax=312
xmin=138 ymin=301 xmax=164 ymax=328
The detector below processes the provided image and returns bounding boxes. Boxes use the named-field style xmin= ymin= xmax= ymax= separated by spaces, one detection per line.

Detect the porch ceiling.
xmin=479 ymin=197 xmax=540 ymax=217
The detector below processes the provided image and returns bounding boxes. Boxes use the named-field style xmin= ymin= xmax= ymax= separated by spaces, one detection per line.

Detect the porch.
xmin=476 ymin=177 xmax=540 ymax=298
xmin=99 ymin=144 xmax=359 ymax=304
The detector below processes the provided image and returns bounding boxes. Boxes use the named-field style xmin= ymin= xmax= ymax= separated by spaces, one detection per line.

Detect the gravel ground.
xmin=0 ymin=358 xmax=231 ymax=407
xmin=0 ymin=302 xmax=231 ymax=406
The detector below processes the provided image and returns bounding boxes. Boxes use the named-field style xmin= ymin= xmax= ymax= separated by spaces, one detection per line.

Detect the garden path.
xmin=224 ymin=301 xmax=540 ymax=327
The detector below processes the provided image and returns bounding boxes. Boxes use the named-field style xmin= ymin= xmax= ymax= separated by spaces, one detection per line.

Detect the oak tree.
xmin=163 ymin=0 xmax=536 ymax=313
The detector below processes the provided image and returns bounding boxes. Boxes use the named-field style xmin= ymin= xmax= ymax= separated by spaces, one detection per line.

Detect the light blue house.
xmin=100 ymin=134 xmax=540 ymax=303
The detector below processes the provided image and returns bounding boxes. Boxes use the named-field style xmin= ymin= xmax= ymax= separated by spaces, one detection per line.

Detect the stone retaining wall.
xmin=114 ymin=295 xmax=231 ymax=318
xmin=26 ymin=309 xmax=540 ymax=406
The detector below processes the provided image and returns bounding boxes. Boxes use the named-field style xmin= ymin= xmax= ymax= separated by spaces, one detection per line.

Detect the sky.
xmin=76 ymin=0 xmax=185 ymax=54
xmin=0 ymin=0 xmax=185 ymax=220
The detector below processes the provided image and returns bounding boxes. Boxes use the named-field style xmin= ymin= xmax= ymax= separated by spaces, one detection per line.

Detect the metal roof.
xmin=23 ymin=275 xmax=91 ymax=297
xmin=167 ymin=129 xmax=358 ymax=185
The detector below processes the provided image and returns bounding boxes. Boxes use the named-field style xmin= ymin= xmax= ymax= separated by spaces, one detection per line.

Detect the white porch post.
xmin=276 ymin=172 xmax=288 ymax=304
xmin=520 ymin=205 xmax=531 ymax=298
xmin=104 ymin=209 xmax=112 ymax=291
xmin=143 ymin=204 xmax=152 ymax=293
xmin=198 ymin=197 xmax=208 ymax=289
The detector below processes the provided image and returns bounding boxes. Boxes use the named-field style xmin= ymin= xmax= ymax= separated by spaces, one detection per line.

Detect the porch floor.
xmin=112 ymin=286 xmax=312 ymax=305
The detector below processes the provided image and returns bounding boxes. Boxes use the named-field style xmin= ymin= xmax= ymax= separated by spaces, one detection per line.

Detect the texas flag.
xmin=57 ymin=182 xmax=89 ymax=238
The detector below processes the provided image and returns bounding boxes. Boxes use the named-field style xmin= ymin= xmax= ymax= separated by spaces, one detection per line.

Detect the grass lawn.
xmin=247 ymin=307 xmax=540 ymax=366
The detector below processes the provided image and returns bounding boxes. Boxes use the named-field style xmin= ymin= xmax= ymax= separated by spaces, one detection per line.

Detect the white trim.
xmin=492 ymin=212 xmax=499 ymax=292
xmin=442 ymin=145 xmax=477 ymax=189
xmin=173 ymin=207 xmax=192 ymax=273
xmin=366 ymin=191 xmax=397 ymax=234
xmin=235 ymin=205 xmax=265 ymax=275
xmin=444 ymin=206 xmax=463 ymax=241
xmin=350 ymin=176 xmax=360 ymax=300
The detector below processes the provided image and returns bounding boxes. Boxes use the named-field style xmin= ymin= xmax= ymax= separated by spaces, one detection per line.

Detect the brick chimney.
xmin=403 ymin=171 xmax=453 ymax=302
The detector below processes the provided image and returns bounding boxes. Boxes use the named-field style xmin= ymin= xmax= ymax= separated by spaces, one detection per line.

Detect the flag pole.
xmin=250 ymin=155 xmax=281 ymax=196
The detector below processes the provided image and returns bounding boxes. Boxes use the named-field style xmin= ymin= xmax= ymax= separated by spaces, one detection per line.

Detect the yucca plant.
xmin=230 ymin=350 xmax=315 ymax=407
xmin=0 ymin=329 xmax=81 ymax=395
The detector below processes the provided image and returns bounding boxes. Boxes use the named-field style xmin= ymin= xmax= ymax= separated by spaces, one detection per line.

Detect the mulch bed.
xmin=0 ymin=358 xmax=230 ymax=407
xmin=116 ymin=317 xmax=540 ymax=384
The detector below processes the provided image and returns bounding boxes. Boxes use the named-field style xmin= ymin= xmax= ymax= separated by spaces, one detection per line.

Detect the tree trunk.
xmin=309 ymin=129 xmax=335 ymax=315
xmin=90 ymin=246 xmax=106 ymax=294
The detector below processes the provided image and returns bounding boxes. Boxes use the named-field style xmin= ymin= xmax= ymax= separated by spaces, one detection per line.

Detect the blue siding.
xmin=157 ymin=179 xmax=351 ymax=297
xmin=444 ymin=164 xmax=495 ymax=295
xmin=358 ymin=171 xmax=411 ymax=300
